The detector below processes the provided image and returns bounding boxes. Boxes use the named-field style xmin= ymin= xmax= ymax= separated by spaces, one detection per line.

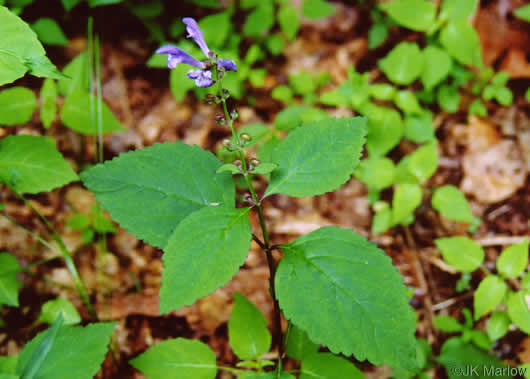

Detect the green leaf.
xmin=265 ymin=117 xmax=367 ymax=198
xmin=0 ymin=87 xmax=36 ymax=126
xmin=354 ymin=157 xmax=395 ymax=191
xmin=61 ymin=0 xmax=83 ymax=11
xmin=372 ymin=202 xmax=392 ymax=234
xmin=421 ymin=46 xmax=452 ymax=90
xmin=300 ymin=353 xmax=365 ymax=379
xmin=366 ymin=108 xmax=404 ymax=157
xmin=57 ymin=52 xmax=89 ymax=96
xmin=474 ymin=276 xmax=507 ymax=320
xmin=67 ymin=213 xmax=91 ymax=230
xmin=60 ymin=91 xmax=125 ymax=135
xmin=369 ymin=84 xmax=396 ymax=100
xmin=440 ymin=0 xmax=479 ymax=22
xmin=275 ymin=227 xmax=417 ymax=369
xmin=130 ymin=338 xmax=216 ymax=379
xmin=31 ymin=18 xmax=68 ymax=46
xmin=0 ymin=135 xmax=78 ymax=194
xmin=240 ymin=373 xmax=294 ymax=379
xmin=379 ymin=42 xmax=423 ymax=85
xmin=278 ymin=5 xmax=299 ymax=40
xmin=0 ymin=254 xmax=22 ymax=307
xmin=487 ymin=311 xmax=511 ymax=341
xmin=244 ymin=2 xmax=274 ymax=37
xmin=251 ymin=163 xmax=277 ymax=175
xmin=17 ymin=320 xmax=116 ymax=379
xmin=199 ymin=11 xmax=232 ymax=49
xmin=285 ymin=324 xmax=319 ymax=361
xmin=379 ymin=0 xmax=435 ymax=31
xmin=274 ymin=106 xmax=328 ymax=131
xmin=40 ymin=79 xmax=57 ymax=128
xmin=404 ymin=110 xmax=435 ymax=143
xmin=160 ymin=207 xmax=251 ymax=314
xmin=507 ymin=290 xmax=530 ymax=334
xmin=440 ymin=22 xmax=483 ymax=67
xmin=497 ymin=238 xmax=529 ymax=279
xmin=228 ymin=293 xmax=271 ymax=360
xmin=81 ymin=142 xmax=235 ymax=249
xmin=435 ymin=237 xmax=485 ymax=273
xmin=170 ymin=64 xmax=196 ymax=102
xmin=437 ymin=84 xmax=460 ymax=113
xmin=22 ymin=56 xmax=66 ymax=81
xmin=302 ymin=0 xmax=336 ymax=20
xmin=514 ymin=4 xmax=530 ymax=22
xmin=39 ymin=298 xmax=81 ymax=325
xmin=432 ymin=185 xmax=476 ymax=224
xmin=408 ymin=142 xmax=438 ymax=182
xmin=469 ymin=99 xmax=487 ymax=117
xmin=368 ymin=22 xmax=388 ymax=49
xmin=494 ymin=86 xmax=513 ymax=106
xmin=289 ymin=72 xmax=316 ymax=96
xmin=391 ymin=183 xmax=422 ymax=226
xmin=272 ymin=85 xmax=293 ymax=104
xmin=433 ymin=315 xmax=463 ymax=333
xmin=394 ymin=90 xmax=422 ymax=114
xmin=216 ymin=164 xmax=240 ymax=175
xmin=88 ymin=0 xmax=123 ymax=6
xmin=0 ymin=356 xmax=17 ymax=375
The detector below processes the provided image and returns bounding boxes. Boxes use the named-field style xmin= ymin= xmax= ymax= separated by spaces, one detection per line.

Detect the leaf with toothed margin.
xmin=159 ymin=206 xmax=251 ymax=314
xmin=275 ymin=226 xmax=417 ymax=369
xmin=264 ymin=117 xmax=367 ymax=198
xmin=81 ymin=142 xmax=235 ymax=249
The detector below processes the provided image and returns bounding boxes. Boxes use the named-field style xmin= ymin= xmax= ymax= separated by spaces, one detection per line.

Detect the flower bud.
xmin=221 ymin=139 xmax=232 ymax=149
xmin=233 ymin=160 xmax=242 ymax=167
xmin=250 ymin=158 xmax=260 ymax=167
xmin=230 ymin=109 xmax=239 ymax=120
xmin=215 ymin=114 xmax=226 ymax=125
xmin=240 ymin=133 xmax=251 ymax=142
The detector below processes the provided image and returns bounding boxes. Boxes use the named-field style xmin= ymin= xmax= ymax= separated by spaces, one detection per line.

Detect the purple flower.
xmin=218 ymin=59 xmax=237 ymax=72
xmin=187 ymin=69 xmax=213 ymax=87
xmin=156 ymin=45 xmax=205 ymax=69
xmin=183 ymin=17 xmax=211 ymax=58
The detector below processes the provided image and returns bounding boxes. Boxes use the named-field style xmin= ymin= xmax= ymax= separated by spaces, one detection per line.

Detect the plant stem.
xmin=216 ymin=69 xmax=285 ymax=368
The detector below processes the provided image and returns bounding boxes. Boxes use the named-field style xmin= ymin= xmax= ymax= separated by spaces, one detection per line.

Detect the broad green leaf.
xmin=228 ymin=293 xmax=271 ymax=360
xmin=379 ymin=0 xmax=435 ymax=31
xmin=0 ymin=87 xmax=36 ymax=126
xmin=40 ymin=78 xmax=57 ymax=128
xmin=251 ymin=163 xmax=277 ymax=175
xmin=244 ymin=2 xmax=274 ymax=37
xmin=497 ymin=238 xmax=529 ymax=279
xmin=289 ymin=72 xmax=316 ymax=96
xmin=0 ymin=135 xmax=78 ymax=194
xmin=365 ymin=108 xmax=403 ymax=157
xmin=437 ymin=338 xmax=507 ymax=379
xmin=160 ymin=207 xmax=251 ymax=314
xmin=474 ymin=276 xmax=507 ymax=320
xmin=369 ymin=84 xmax=396 ymax=100
xmin=0 ymin=254 xmax=22 ymax=307
xmin=216 ymin=164 xmax=240 ymax=175
xmin=408 ymin=142 xmax=438 ymax=182
xmin=437 ymin=84 xmax=460 ymax=113
xmin=274 ymin=106 xmax=328 ymax=131
xmin=440 ymin=22 xmax=482 ymax=67
xmin=372 ymin=202 xmax=392 ymax=234
xmin=81 ymin=142 xmax=235 ymax=249
xmin=368 ymin=22 xmax=388 ymax=49
xmin=31 ymin=18 xmax=68 ymax=46
xmin=433 ymin=315 xmax=463 ymax=333
xmin=300 ymin=353 xmax=365 ymax=379
xmin=23 ymin=56 xmax=65 ymax=81
xmin=170 ymin=64 xmax=196 ymax=101
xmin=487 ymin=311 xmax=511 ymax=341
xmin=265 ymin=117 xmax=367 ymax=198
xmin=394 ymin=90 xmax=422 ymax=114
xmin=0 ymin=356 xmax=17 ymax=374
xmin=421 ymin=46 xmax=452 ymax=90
xmin=440 ymin=0 xmax=479 ymax=21
xmin=199 ymin=11 xmax=232 ymax=49
xmin=379 ymin=42 xmax=423 ymax=85
xmin=39 ymin=298 xmax=81 ymax=325
xmin=57 ymin=52 xmax=89 ymax=96
xmin=240 ymin=373 xmax=294 ymax=379
xmin=394 ymin=155 xmax=418 ymax=185
xmin=275 ymin=227 xmax=417 ymax=369
xmin=391 ymin=183 xmax=422 ymax=226
xmin=60 ymin=91 xmax=125 ymax=135
xmin=404 ymin=110 xmax=435 ymax=143
xmin=17 ymin=321 xmax=116 ymax=379
xmin=272 ymin=85 xmax=294 ymax=104
xmin=435 ymin=237 xmax=484 ymax=273
xmin=278 ymin=5 xmax=299 ymax=40
xmin=130 ymin=338 xmax=216 ymax=379
xmin=302 ymin=0 xmax=336 ymax=20
xmin=507 ymin=291 xmax=530 ymax=334
xmin=432 ymin=185 xmax=476 ymax=224
xmin=469 ymin=99 xmax=488 ymax=117
xmin=285 ymin=324 xmax=319 ymax=361
xmin=354 ymin=157 xmax=395 ymax=191
xmin=514 ymin=4 xmax=530 ymax=22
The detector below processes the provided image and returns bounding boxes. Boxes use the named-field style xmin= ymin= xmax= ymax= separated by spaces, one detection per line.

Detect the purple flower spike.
xmin=218 ymin=59 xmax=237 ymax=72
xmin=183 ymin=17 xmax=211 ymax=57
xmin=156 ymin=45 xmax=205 ymax=69
xmin=187 ymin=69 xmax=213 ymax=87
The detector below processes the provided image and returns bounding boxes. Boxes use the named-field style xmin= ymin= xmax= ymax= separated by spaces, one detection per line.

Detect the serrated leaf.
xmin=435 ymin=237 xmax=484 ymax=273
xmin=0 ymin=135 xmax=78 ymax=194
xmin=391 ymin=183 xmax=422 ymax=226
xmin=275 ymin=227 xmax=417 ymax=369
xmin=432 ymin=185 xmax=476 ymax=224
xmin=433 ymin=315 xmax=463 ymax=333
xmin=16 ymin=320 xmax=116 ymax=379
xmin=160 ymin=206 xmax=251 ymax=314
xmin=366 ymin=108 xmax=404 ymax=157
xmin=379 ymin=42 xmax=423 ymax=85
xmin=408 ymin=142 xmax=438 ymax=182
xmin=81 ymin=142 xmax=235 ymax=249
xmin=265 ymin=117 xmax=367 ymax=198
xmin=285 ymin=324 xmax=319 ymax=361
xmin=421 ymin=46 xmax=452 ymax=90
xmin=474 ymin=276 xmax=507 ymax=320
xmin=0 ymin=87 xmax=36 ymax=126
xmin=487 ymin=311 xmax=511 ymax=341
xmin=497 ymin=238 xmax=529 ymax=279
xmin=40 ymin=78 xmax=57 ymax=128
xmin=130 ymin=338 xmax=217 ymax=379
xmin=0 ymin=254 xmax=22 ymax=307
xmin=300 ymin=353 xmax=365 ymax=379
xmin=31 ymin=18 xmax=68 ymax=46
xmin=507 ymin=291 xmax=530 ymax=334
xmin=440 ymin=22 xmax=482 ymax=67
xmin=379 ymin=0 xmax=435 ymax=31
xmin=228 ymin=293 xmax=271 ymax=360
xmin=278 ymin=5 xmax=299 ymax=40
xmin=39 ymin=298 xmax=81 ymax=325
xmin=60 ymin=91 xmax=125 ymax=135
